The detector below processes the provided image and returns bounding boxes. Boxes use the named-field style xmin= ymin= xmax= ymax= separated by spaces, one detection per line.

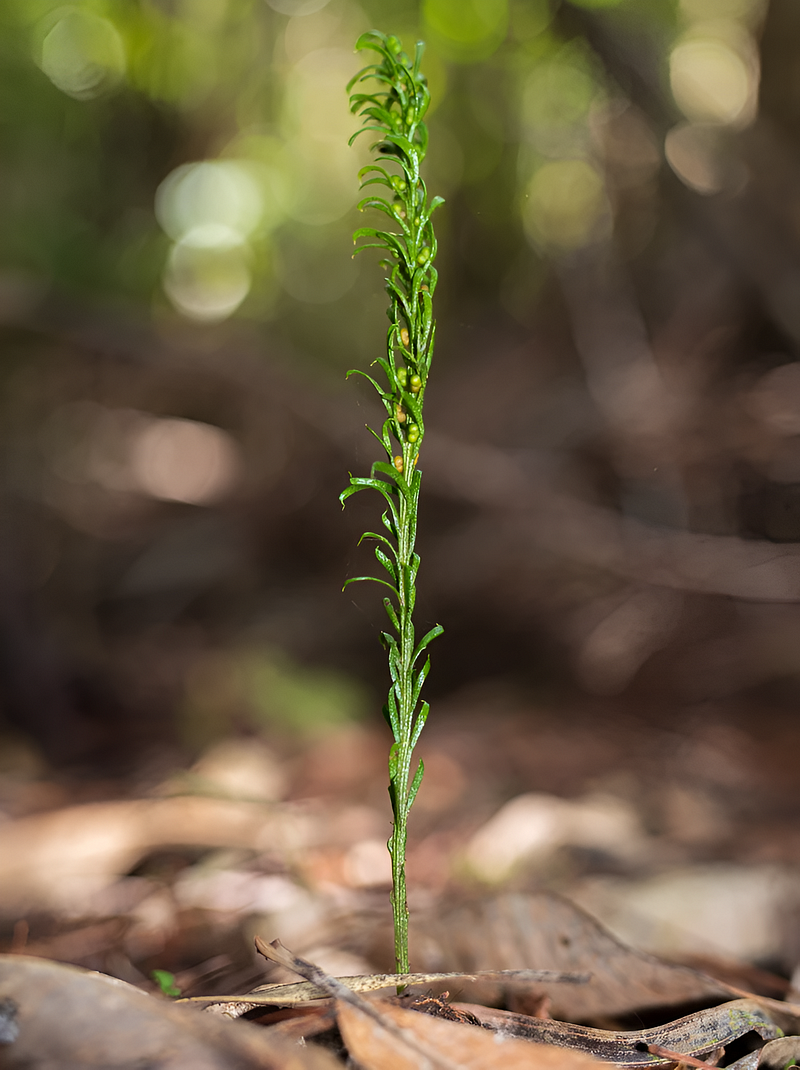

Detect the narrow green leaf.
xmin=359 ymin=105 xmax=394 ymax=126
xmin=401 ymin=395 xmax=422 ymax=425
xmin=359 ymin=175 xmax=396 ymax=192
xmin=382 ymin=132 xmax=417 ymax=160
xmin=346 ymin=63 xmax=383 ymax=94
xmin=406 ymin=758 xmax=424 ymax=813
xmin=348 ymin=124 xmax=393 ymax=147
xmin=389 ymin=741 xmax=401 ymax=783
xmin=383 ymin=596 xmax=400 ymax=633
xmin=339 ymin=482 xmax=360 ymax=507
xmin=412 ymin=624 xmax=443 ymax=667
xmin=358 ymin=163 xmax=393 ymax=180
xmin=374 ymin=355 xmax=395 ymax=384
xmin=352 ymin=242 xmax=391 ymax=257
xmin=343 ymin=575 xmax=398 ymax=595
xmin=388 ymin=777 xmax=400 ymax=820
xmin=365 ymin=421 xmax=393 ymax=456
xmin=374 ymin=546 xmax=397 ymax=581
xmin=345 ymin=367 xmax=390 ymax=399
xmin=359 ymin=530 xmax=398 ymax=558
xmin=380 ymin=629 xmax=399 ymax=658
xmin=371 ymin=460 xmax=401 ymax=481
xmin=357 ymin=197 xmax=402 ymax=222
xmin=413 ymin=40 xmax=425 ymax=76
xmin=352 ymin=225 xmax=389 ymax=241
xmin=412 ymin=657 xmax=431 ymax=707
xmin=354 ymin=229 xmax=407 ymax=261
xmin=354 ymin=30 xmax=388 ymax=53
xmin=342 ymin=476 xmax=401 ymax=530
xmin=410 ymin=701 xmax=429 ymax=750
xmin=383 ymin=692 xmax=399 ymax=735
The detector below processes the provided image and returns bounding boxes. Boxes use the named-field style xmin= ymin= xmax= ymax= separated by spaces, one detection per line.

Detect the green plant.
xmin=151 ymin=969 xmax=181 ymax=997
xmin=341 ymin=30 xmax=444 ymax=977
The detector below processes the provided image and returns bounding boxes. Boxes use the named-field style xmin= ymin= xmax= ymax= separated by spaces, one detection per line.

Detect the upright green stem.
xmin=389 ymin=477 xmax=418 ymax=974
xmin=340 ymin=31 xmax=443 ymax=976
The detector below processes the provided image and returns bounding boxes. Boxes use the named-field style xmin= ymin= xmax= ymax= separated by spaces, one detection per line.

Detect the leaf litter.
xmin=4 ymin=709 xmax=800 ymax=1067
xmin=4 ymin=905 xmax=799 ymax=1069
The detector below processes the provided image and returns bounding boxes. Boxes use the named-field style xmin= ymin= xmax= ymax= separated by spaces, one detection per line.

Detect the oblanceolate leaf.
xmin=374 ymin=546 xmax=397 ymax=582
xmin=383 ymin=597 xmax=400 ymax=633
xmin=413 ymin=625 xmax=443 ymax=666
xmin=410 ymin=702 xmax=428 ymax=749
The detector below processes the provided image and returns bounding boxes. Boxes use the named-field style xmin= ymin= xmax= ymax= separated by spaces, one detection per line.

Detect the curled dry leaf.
xmin=336 ymin=998 xmax=607 ymax=1070
xmin=747 ymin=1035 xmax=800 ymax=1069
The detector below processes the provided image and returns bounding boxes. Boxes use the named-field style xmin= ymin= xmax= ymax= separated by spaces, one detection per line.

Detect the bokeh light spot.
xmin=42 ymin=405 xmax=242 ymax=506
xmin=163 ymin=237 xmax=252 ymax=322
xmin=423 ymin=0 xmax=508 ymax=60
xmin=129 ymin=417 xmax=241 ymax=505
xmin=156 ymin=161 xmax=263 ymax=245
xmin=510 ymin=0 xmax=552 ymax=46
xmin=669 ymin=35 xmax=755 ymax=126
xmin=523 ymin=159 xmax=609 ymax=250
xmin=279 ymin=49 xmax=362 ymax=224
xmin=665 ymin=121 xmax=747 ymax=194
xmin=39 ymin=8 xmax=125 ymax=101
xmin=521 ymin=52 xmax=599 ymax=156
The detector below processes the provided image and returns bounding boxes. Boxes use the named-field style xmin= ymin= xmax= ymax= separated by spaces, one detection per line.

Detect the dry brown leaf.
xmin=451 ymin=998 xmax=780 ymax=1066
xmin=753 ymin=1036 xmax=800 ymax=1069
xmin=0 ymin=954 xmax=341 ymax=1069
xmin=0 ymin=797 xmax=313 ymax=915
xmin=185 ymin=967 xmax=587 ymax=1015
xmin=336 ymin=998 xmax=608 ymax=1070
xmin=425 ymin=893 xmax=729 ymax=1019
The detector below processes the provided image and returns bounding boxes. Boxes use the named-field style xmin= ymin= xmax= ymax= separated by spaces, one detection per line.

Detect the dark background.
xmin=2 ymin=0 xmax=800 ymax=771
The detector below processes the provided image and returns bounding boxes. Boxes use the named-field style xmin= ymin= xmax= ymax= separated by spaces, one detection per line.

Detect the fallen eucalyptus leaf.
xmin=336 ymin=997 xmax=607 ymax=1070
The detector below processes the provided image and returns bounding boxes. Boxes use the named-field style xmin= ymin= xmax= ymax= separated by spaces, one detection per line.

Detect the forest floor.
xmin=1 ymin=683 xmax=800 ymax=1067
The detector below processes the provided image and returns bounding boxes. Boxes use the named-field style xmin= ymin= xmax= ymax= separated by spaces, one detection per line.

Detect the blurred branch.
xmin=424 ymin=433 xmax=800 ymax=603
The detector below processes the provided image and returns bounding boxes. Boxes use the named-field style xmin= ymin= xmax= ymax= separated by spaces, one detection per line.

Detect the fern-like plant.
xmin=341 ymin=30 xmax=444 ymax=976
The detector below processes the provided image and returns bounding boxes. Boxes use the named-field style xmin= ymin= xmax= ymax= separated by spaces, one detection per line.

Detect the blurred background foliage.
xmin=1 ymin=0 xmax=799 ymax=767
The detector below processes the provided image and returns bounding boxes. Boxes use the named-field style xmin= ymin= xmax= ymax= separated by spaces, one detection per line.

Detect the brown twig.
xmin=254 ymin=937 xmax=464 ymax=1070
